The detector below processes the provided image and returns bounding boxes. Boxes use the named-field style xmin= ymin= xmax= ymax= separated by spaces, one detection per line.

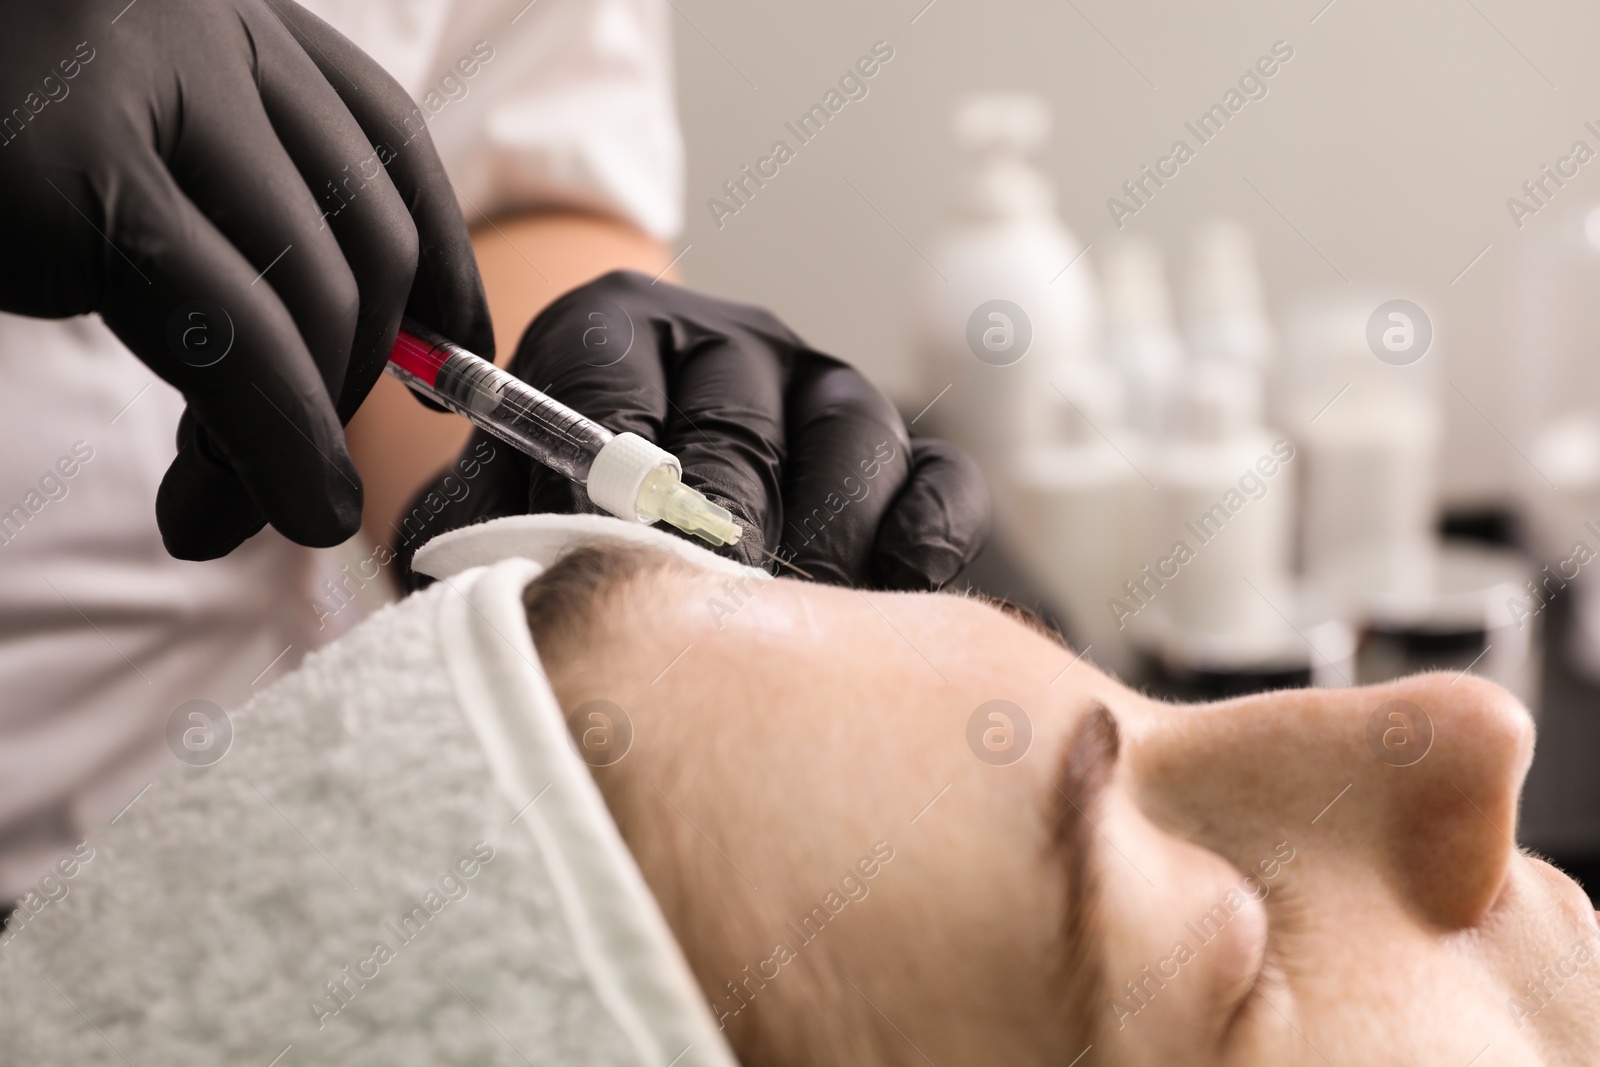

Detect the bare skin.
xmin=544 ymin=558 xmax=1600 ymax=1066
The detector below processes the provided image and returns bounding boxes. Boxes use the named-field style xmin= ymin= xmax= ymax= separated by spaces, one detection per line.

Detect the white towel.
xmin=0 ymin=515 xmax=764 ymax=1066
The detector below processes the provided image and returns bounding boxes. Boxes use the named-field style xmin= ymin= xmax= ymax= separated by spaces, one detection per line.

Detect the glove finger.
xmin=154 ymin=32 xmax=417 ymax=558
xmin=509 ymin=273 xmax=670 ymax=433
xmin=779 ymin=358 xmax=911 ymax=584
xmin=510 ymin=290 xmax=781 ymax=563
xmin=545 ymin=274 xmax=790 ymax=563
xmin=869 ymin=437 xmax=991 ymax=591
xmin=164 ymin=406 xmax=272 ymax=553
xmin=265 ymin=0 xmax=495 ymax=361
xmin=507 ymin=281 xmax=673 ymax=521
xmin=93 ymin=159 xmax=362 ymax=558
xmin=166 ymin=21 xmax=372 ymax=409
xmin=250 ymin=3 xmax=419 ymax=421
xmin=651 ymin=333 xmax=788 ymax=568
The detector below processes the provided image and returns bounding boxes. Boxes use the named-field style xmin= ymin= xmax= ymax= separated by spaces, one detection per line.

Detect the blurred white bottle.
xmin=1279 ymin=295 xmax=1441 ymax=616
xmin=1513 ymin=204 xmax=1600 ymax=680
xmin=1012 ymin=307 xmax=1136 ymax=674
xmin=1186 ymin=221 xmax=1272 ymax=377
xmin=1136 ymin=225 xmax=1300 ymax=669
xmin=913 ymin=93 xmax=1130 ymax=665
xmin=1014 ymin=238 xmax=1184 ymax=672
xmin=1095 ymin=240 xmax=1182 ymax=660
xmin=913 ymin=93 xmax=1097 ymax=490
xmin=1102 ymin=238 xmax=1184 ymax=443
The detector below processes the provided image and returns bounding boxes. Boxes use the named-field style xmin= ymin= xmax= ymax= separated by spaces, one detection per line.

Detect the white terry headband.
xmin=0 ymin=514 xmax=761 ymax=1066
xmin=414 ymin=514 xmax=768 ymax=1063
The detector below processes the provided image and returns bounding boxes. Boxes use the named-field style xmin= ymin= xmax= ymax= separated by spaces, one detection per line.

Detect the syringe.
xmin=385 ymin=319 xmax=743 ymax=547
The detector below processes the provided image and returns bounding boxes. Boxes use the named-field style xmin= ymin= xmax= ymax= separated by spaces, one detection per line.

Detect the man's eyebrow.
xmin=1048 ymin=702 xmax=1120 ymax=1049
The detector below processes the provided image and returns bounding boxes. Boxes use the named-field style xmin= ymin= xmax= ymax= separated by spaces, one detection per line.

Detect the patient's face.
xmin=547 ymin=559 xmax=1600 ymax=1066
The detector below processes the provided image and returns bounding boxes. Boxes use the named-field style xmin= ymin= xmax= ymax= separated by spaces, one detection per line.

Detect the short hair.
xmin=521 ymin=540 xmax=687 ymax=665
xmin=962 ymin=591 xmax=1070 ymax=647
xmin=522 ymin=542 xmax=912 ymax=1066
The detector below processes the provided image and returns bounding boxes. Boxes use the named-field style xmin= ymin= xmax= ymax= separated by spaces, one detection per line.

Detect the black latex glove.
xmin=396 ymin=271 xmax=989 ymax=591
xmin=0 ymin=0 xmax=493 ymax=560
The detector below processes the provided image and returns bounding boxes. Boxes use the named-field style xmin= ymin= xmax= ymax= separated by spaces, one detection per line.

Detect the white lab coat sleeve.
xmin=422 ymin=0 xmax=685 ymax=242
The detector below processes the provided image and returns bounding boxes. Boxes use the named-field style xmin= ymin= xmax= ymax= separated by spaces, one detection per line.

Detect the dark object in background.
xmin=1440 ymin=507 xmax=1522 ymax=549
xmin=1519 ymin=592 xmax=1600 ymax=907
xmin=1138 ymin=656 xmax=1312 ymax=702
xmin=1355 ymin=624 xmax=1490 ymax=686
xmin=1437 ymin=507 xmax=1600 ymax=905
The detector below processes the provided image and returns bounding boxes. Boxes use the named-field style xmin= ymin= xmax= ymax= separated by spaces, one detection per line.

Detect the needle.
xmin=754 ymin=544 xmax=813 ymax=580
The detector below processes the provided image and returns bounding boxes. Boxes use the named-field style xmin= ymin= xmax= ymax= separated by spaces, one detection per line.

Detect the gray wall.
xmin=671 ymin=0 xmax=1600 ymax=506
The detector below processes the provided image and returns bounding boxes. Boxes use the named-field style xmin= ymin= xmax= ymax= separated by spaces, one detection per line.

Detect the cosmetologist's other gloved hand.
xmin=0 ymin=0 xmax=493 ymax=560
xmin=399 ymin=271 xmax=989 ymax=590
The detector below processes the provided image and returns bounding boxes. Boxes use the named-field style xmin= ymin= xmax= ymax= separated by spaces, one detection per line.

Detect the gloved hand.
xmin=398 ymin=271 xmax=989 ymax=590
xmin=0 ymin=0 xmax=493 ymax=560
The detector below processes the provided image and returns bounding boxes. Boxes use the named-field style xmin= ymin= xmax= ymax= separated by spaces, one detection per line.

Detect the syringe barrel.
xmin=386 ymin=319 xmax=613 ymax=483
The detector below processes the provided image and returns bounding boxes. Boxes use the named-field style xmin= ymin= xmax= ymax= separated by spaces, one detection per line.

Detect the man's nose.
xmin=1129 ymin=673 xmax=1534 ymax=929
xmin=1361 ymin=674 xmax=1533 ymax=927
